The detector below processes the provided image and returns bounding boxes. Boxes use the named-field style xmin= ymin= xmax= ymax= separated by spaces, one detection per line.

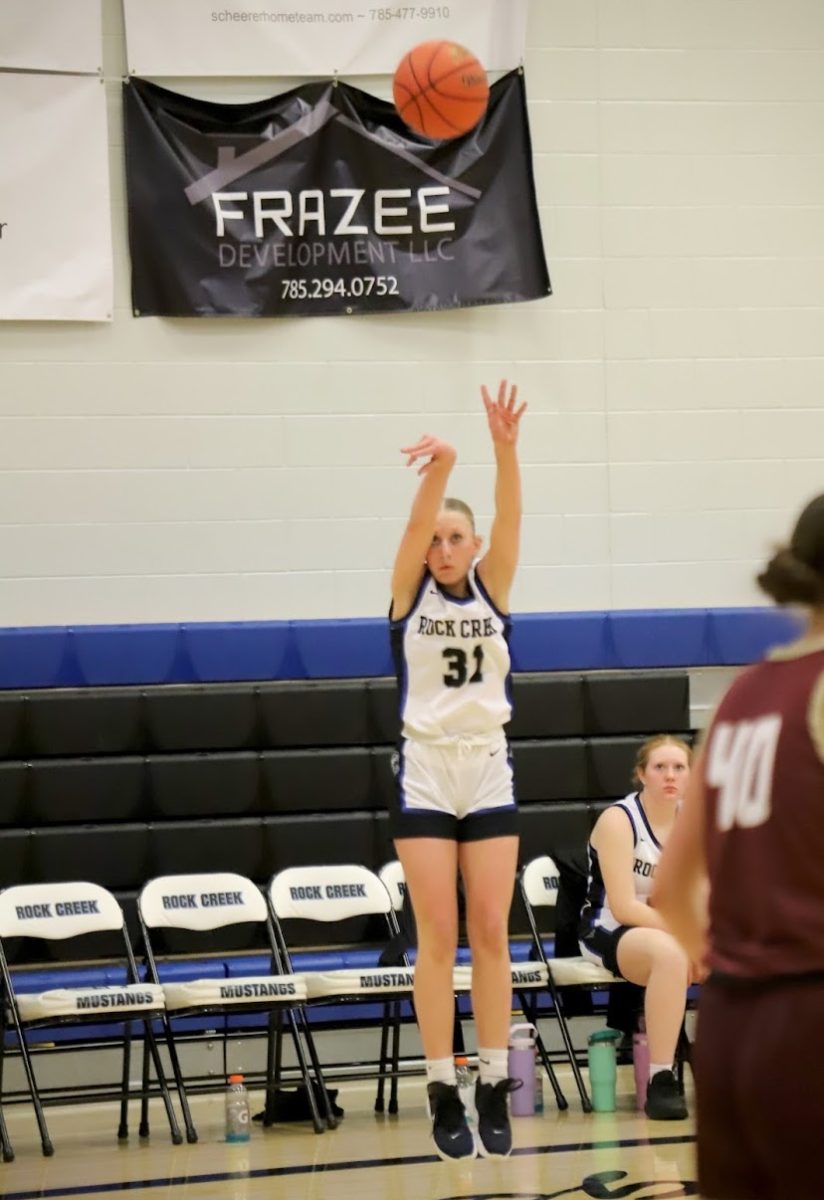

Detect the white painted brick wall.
xmin=0 ymin=0 xmax=823 ymax=625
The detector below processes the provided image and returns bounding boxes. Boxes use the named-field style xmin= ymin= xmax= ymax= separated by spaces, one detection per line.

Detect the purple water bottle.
xmin=633 ymin=1021 xmax=650 ymax=1111
xmin=507 ymin=1024 xmax=537 ymax=1116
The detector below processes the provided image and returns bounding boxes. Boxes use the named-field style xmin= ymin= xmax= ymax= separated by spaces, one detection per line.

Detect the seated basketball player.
xmin=579 ymin=735 xmax=695 ymax=1120
xmin=389 ymin=380 xmax=525 ymax=1160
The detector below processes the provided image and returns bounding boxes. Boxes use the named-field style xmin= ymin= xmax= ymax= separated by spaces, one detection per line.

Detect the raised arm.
xmin=593 ymin=807 xmax=669 ymax=931
xmin=651 ymin=750 xmax=710 ymax=968
xmin=476 ymin=380 xmax=526 ymax=613
xmin=391 ymin=434 xmax=456 ymax=620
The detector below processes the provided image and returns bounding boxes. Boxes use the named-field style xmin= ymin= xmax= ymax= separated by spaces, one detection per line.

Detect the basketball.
xmin=392 ymin=40 xmax=490 ymax=140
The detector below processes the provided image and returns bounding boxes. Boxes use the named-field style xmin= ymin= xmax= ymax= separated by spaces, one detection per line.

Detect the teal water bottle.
xmin=587 ymin=1028 xmax=621 ymax=1112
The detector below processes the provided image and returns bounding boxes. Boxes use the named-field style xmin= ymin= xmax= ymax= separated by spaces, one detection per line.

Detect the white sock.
xmin=649 ymin=1062 xmax=672 ymax=1081
xmin=478 ymin=1047 xmax=508 ymax=1085
xmin=425 ymin=1057 xmax=456 ymax=1087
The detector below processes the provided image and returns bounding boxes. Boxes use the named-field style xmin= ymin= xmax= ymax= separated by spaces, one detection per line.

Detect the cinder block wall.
xmin=0 ymin=0 xmax=822 ymax=626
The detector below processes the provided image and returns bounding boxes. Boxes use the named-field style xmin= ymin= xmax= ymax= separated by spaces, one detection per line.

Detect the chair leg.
xmin=289 ymin=1008 xmax=333 ymax=1133
xmin=13 ymin=1027 xmax=53 ymax=1156
xmin=0 ymin=1020 xmax=15 ymax=1163
xmin=144 ymin=1022 xmax=183 ymax=1146
xmin=388 ymin=1000 xmax=401 ymax=1116
xmin=139 ymin=1031 xmax=151 ymax=1139
xmin=159 ymin=1016 xmax=197 ymax=1144
xmin=518 ymin=992 xmax=568 ymax=1112
xmin=452 ymin=994 xmax=466 ymax=1054
xmin=675 ymin=1021 xmax=690 ymax=1093
xmin=549 ymin=981 xmax=592 ymax=1112
xmin=374 ymin=1002 xmax=391 ymax=1114
xmin=118 ymin=1024 xmax=132 ymax=1141
xmin=0 ymin=1105 xmax=13 ymax=1164
xmin=263 ymin=1009 xmax=281 ymax=1126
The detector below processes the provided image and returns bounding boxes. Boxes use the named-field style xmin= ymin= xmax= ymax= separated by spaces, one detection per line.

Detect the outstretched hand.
xmin=399 ymin=434 xmax=456 ymax=476
xmin=482 ymin=380 xmax=527 ymax=446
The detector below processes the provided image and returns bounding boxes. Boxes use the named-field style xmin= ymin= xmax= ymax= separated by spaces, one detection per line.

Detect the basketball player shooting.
xmin=387 ymin=380 xmax=526 ymax=1161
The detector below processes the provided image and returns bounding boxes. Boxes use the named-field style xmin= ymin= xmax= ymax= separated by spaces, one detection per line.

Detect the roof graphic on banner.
xmin=184 ymin=95 xmax=481 ymax=207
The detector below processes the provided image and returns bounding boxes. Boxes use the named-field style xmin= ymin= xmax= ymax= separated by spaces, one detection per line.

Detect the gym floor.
xmin=0 ymin=1068 xmax=697 ymax=1200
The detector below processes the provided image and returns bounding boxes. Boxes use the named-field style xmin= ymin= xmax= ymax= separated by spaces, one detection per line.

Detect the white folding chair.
xmin=520 ymin=854 xmax=622 ymax=1111
xmin=268 ymin=864 xmax=415 ymax=1115
xmin=138 ymin=871 xmax=325 ymax=1141
xmin=382 ymin=858 xmax=567 ymax=1111
xmin=377 ymin=860 xmax=407 ymax=922
xmin=0 ymin=882 xmax=181 ymax=1156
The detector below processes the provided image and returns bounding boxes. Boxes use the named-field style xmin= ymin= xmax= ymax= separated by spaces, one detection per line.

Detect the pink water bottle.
xmin=507 ymin=1023 xmax=537 ymax=1116
xmin=633 ymin=1021 xmax=650 ymax=1110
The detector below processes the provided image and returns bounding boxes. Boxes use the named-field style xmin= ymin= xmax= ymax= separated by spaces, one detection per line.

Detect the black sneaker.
xmin=474 ymin=1078 xmax=519 ymax=1158
xmin=427 ymin=1082 xmax=476 ymax=1161
xmin=645 ymin=1070 xmax=688 ymax=1121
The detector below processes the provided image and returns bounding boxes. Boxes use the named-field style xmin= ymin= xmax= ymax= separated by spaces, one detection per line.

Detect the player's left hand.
xmin=482 ymin=379 xmax=527 ymax=446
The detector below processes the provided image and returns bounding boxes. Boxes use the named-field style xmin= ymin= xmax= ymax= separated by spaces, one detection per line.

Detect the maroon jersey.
xmin=703 ymin=638 xmax=824 ymax=980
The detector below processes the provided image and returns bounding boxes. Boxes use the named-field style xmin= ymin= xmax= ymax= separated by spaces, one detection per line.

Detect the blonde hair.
xmin=443 ymin=497 xmax=476 ymax=533
xmin=632 ymin=735 xmax=692 ymax=787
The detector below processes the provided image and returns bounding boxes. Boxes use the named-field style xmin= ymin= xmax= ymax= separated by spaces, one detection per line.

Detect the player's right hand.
xmin=400 ymin=435 xmax=456 ymax=476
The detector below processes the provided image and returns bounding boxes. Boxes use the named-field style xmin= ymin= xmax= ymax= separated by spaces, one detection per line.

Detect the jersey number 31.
xmin=442 ymin=646 xmax=484 ymax=688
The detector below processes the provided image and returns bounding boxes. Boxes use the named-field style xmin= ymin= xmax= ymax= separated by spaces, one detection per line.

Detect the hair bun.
xmin=757 ymin=547 xmax=824 ymax=607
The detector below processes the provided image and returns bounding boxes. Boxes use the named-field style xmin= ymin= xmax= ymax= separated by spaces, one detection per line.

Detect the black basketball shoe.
xmin=427 ymin=1082 xmax=476 ymax=1161
xmin=645 ymin=1069 xmax=688 ymax=1121
xmin=474 ymin=1078 xmax=519 ymax=1158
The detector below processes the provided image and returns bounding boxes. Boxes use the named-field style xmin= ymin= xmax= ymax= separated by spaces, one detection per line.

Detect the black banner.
xmin=123 ymin=73 xmax=550 ymax=318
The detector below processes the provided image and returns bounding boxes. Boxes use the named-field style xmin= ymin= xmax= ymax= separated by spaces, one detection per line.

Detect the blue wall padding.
xmin=0 ymin=628 xmax=74 ymax=689
xmin=71 ymin=626 xmax=183 ymax=686
xmin=0 ymin=608 xmax=805 ymax=689
xmin=290 ymin=619 xmax=396 ymax=678
xmin=606 ymin=609 xmax=711 ymax=669
xmin=509 ymin=612 xmax=612 ymax=670
xmin=181 ymin=622 xmax=297 ymax=682
xmin=705 ymin=608 xmax=801 ymax=666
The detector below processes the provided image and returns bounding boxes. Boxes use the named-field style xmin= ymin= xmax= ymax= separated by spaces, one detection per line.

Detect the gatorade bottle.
xmin=587 ymin=1028 xmax=622 ymax=1112
xmin=454 ymin=1056 xmax=475 ymax=1124
xmin=225 ymin=1074 xmax=251 ymax=1143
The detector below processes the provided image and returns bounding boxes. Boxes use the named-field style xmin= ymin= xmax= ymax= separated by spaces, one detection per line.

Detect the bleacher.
xmin=0 ymin=607 xmax=799 ymax=1076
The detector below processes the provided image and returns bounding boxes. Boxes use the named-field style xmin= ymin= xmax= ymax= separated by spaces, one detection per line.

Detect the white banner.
xmin=123 ymin=0 xmax=528 ymax=77
xmin=0 ymin=0 xmax=102 ymax=74
xmin=0 ymin=74 xmax=113 ymax=322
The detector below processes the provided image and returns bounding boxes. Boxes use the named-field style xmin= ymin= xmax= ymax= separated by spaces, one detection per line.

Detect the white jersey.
xmin=390 ymin=565 xmax=512 ymax=742
xmin=580 ymin=792 xmax=662 ymax=935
